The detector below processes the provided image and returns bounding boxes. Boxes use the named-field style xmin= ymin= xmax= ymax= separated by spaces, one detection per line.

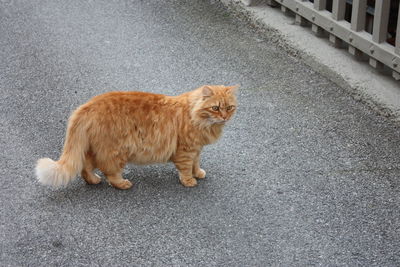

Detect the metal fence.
xmin=247 ymin=0 xmax=400 ymax=80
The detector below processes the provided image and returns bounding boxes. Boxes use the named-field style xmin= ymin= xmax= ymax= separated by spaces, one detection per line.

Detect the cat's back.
xmin=79 ymin=91 xmax=172 ymax=116
xmin=89 ymin=91 xmax=166 ymax=106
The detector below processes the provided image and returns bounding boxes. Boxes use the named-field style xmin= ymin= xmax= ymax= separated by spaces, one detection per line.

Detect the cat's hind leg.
xmin=97 ymin=155 xmax=132 ymax=190
xmin=81 ymin=152 xmax=101 ymax=185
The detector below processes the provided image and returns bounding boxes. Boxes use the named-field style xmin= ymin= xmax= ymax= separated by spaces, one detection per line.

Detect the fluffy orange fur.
xmin=36 ymin=85 xmax=238 ymax=189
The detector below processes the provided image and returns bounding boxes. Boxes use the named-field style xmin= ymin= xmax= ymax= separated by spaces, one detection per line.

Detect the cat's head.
xmin=191 ymin=85 xmax=238 ymax=126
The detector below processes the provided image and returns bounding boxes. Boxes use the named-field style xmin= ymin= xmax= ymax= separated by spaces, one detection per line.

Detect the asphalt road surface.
xmin=1 ymin=0 xmax=400 ymax=266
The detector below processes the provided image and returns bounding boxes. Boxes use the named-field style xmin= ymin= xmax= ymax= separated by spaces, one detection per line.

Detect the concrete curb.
xmin=217 ymin=0 xmax=400 ymax=121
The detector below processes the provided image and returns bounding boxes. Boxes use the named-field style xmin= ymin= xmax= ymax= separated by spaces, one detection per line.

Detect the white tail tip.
xmin=36 ymin=158 xmax=71 ymax=187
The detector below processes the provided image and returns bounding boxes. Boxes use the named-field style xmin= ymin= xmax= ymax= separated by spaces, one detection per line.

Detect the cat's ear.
xmin=226 ymin=85 xmax=239 ymax=95
xmin=201 ymin=86 xmax=214 ymax=98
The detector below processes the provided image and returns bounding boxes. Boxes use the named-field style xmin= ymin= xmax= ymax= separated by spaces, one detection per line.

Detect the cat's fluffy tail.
xmin=35 ymin=158 xmax=75 ymax=187
xmin=36 ymin=111 xmax=88 ymax=187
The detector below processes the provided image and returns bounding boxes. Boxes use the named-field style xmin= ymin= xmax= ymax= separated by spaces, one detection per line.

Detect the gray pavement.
xmin=1 ymin=0 xmax=399 ymax=266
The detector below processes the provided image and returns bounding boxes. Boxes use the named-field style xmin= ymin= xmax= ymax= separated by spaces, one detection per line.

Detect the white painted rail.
xmin=243 ymin=0 xmax=400 ymax=80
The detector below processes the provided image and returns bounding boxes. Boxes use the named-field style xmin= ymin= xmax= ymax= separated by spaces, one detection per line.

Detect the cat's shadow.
xmin=41 ymin=164 xmax=213 ymax=207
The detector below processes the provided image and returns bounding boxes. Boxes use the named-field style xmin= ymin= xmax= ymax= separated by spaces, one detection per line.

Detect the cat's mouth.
xmin=207 ymin=117 xmax=227 ymax=125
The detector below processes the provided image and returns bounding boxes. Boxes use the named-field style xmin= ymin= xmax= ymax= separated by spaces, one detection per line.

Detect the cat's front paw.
xmin=194 ymin=168 xmax=206 ymax=179
xmin=180 ymin=177 xmax=197 ymax=187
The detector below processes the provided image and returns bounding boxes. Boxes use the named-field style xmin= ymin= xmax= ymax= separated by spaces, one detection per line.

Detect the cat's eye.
xmin=226 ymin=105 xmax=234 ymax=111
xmin=212 ymin=106 xmax=219 ymax=111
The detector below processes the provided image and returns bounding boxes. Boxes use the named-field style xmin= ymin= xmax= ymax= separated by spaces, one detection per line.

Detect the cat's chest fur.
xmin=180 ymin=124 xmax=223 ymax=147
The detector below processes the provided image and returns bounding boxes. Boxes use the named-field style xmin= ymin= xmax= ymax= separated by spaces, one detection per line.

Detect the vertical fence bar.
xmin=331 ymin=0 xmax=346 ymax=48
xmin=313 ymin=0 xmax=327 ymax=37
xmin=396 ymin=6 xmax=400 ymax=54
xmin=330 ymin=0 xmax=346 ymax=48
xmin=314 ymin=0 xmax=327 ymax=11
xmin=369 ymin=0 xmax=389 ymax=70
xmin=312 ymin=24 xmax=325 ymax=36
xmin=332 ymin=0 xmax=346 ymax=20
xmin=295 ymin=14 xmax=308 ymax=26
xmin=369 ymin=58 xmax=384 ymax=69
xmin=351 ymin=0 xmax=367 ymax=31
xmin=372 ymin=0 xmax=390 ymax=43
xmin=349 ymin=0 xmax=367 ymax=59
xmin=329 ymin=33 xmax=343 ymax=47
xmin=394 ymin=6 xmax=400 ymax=79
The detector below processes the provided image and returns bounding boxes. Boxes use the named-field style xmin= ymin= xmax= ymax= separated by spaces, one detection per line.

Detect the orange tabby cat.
xmin=36 ymin=85 xmax=238 ymax=189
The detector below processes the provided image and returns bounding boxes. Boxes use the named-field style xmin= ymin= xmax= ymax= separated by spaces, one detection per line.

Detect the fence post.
xmin=349 ymin=0 xmax=367 ymax=59
xmin=332 ymin=0 xmax=346 ymax=20
xmin=394 ymin=6 xmax=400 ymax=80
xmin=351 ymin=0 xmax=367 ymax=31
xmin=330 ymin=0 xmax=346 ymax=47
xmin=312 ymin=1 xmax=326 ymax=36
xmin=314 ymin=0 xmax=327 ymax=11
xmin=368 ymin=0 xmax=390 ymax=70
xmin=295 ymin=14 xmax=308 ymax=26
xmin=372 ymin=0 xmax=390 ymax=43
xmin=396 ymin=5 xmax=400 ymax=55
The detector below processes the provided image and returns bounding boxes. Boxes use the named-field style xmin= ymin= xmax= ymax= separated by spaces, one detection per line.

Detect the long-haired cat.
xmin=36 ymin=85 xmax=238 ymax=189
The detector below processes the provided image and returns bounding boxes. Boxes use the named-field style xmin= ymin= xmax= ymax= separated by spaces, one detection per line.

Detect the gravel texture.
xmin=1 ymin=0 xmax=399 ymax=266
